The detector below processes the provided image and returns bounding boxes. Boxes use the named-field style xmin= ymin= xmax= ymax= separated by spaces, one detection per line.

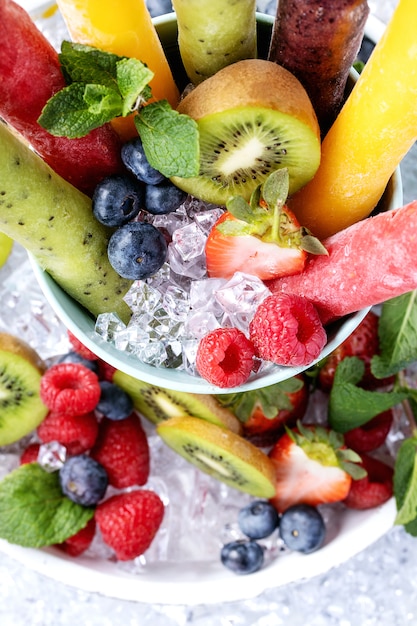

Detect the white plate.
xmin=0 ymin=4 xmax=400 ymax=607
xmin=0 ymin=500 xmax=397 ymax=605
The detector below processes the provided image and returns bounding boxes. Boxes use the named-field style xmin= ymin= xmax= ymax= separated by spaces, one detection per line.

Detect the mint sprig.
xmin=38 ymin=42 xmax=199 ymax=179
xmin=0 ymin=463 xmax=94 ymax=548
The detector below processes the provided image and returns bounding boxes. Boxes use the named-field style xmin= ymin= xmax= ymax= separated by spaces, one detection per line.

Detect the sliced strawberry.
xmin=205 ymin=169 xmax=325 ymax=281
xmin=343 ymin=454 xmax=393 ymax=510
xmin=343 ymin=409 xmax=394 ymax=453
xmin=269 ymin=422 xmax=365 ymax=512
xmin=218 ymin=374 xmax=309 ymax=447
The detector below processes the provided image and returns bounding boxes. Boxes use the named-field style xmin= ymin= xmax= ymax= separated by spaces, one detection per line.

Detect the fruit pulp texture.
xmin=0 ymin=122 xmax=132 ymax=322
xmin=268 ymin=0 xmax=369 ymax=135
xmin=289 ymin=0 xmax=417 ymax=239
xmin=56 ymin=0 xmax=180 ymax=140
xmin=172 ymin=0 xmax=257 ymax=84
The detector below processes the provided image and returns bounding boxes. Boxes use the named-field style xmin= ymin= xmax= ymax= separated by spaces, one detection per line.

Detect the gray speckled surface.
xmin=3 ymin=1 xmax=417 ymax=624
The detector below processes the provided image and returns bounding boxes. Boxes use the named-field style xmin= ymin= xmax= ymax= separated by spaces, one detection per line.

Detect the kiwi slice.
xmin=172 ymin=59 xmax=321 ymax=205
xmin=0 ymin=334 xmax=48 ymax=446
xmin=157 ymin=416 xmax=276 ymax=497
xmin=113 ymin=371 xmax=242 ymax=434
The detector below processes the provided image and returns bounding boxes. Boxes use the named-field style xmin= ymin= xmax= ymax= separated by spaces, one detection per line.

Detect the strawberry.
xmin=56 ymin=518 xmax=96 ymax=557
xmin=205 ymin=169 xmax=325 ymax=281
xmin=269 ymin=421 xmax=366 ymax=512
xmin=67 ymin=330 xmax=98 ymax=361
xmin=20 ymin=442 xmax=41 ymax=465
xmin=343 ymin=453 xmax=393 ymax=510
xmin=343 ymin=409 xmax=394 ymax=453
xmin=95 ymin=490 xmax=164 ymax=561
xmin=249 ymin=293 xmax=327 ymax=367
xmin=318 ymin=311 xmax=393 ymax=391
xmin=218 ymin=374 xmax=309 ymax=447
xmin=37 ymin=410 xmax=99 ymax=455
xmin=91 ymin=414 xmax=150 ymax=488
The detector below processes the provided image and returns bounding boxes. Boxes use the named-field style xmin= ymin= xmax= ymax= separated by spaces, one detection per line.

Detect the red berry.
xmin=67 ymin=330 xmax=98 ymax=361
xmin=196 ymin=327 xmax=255 ymax=388
xmin=249 ymin=293 xmax=326 ymax=367
xmin=91 ymin=414 xmax=150 ymax=488
xmin=37 ymin=410 xmax=99 ymax=455
xmin=97 ymin=359 xmax=117 ymax=382
xmin=344 ymin=409 xmax=394 ymax=453
xmin=20 ymin=442 xmax=41 ymax=465
xmin=56 ymin=518 xmax=96 ymax=557
xmin=343 ymin=454 xmax=393 ymax=510
xmin=40 ymin=363 xmax=101 ymax=415
xmin=318 ymin=311 xmax=394 ymax=392
xmin=95 ymin=490 xmax=164 ymax=561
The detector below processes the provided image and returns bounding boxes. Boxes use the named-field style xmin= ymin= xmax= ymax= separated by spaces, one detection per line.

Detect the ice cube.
xmin=38 ymin=441 xmax=66 ymax=472
xmin=95 ymin=312 xmax=126 ymax=342
xmin=189 ymin=278 xmax=227 ymax=316
xmin=215 ymin=272 xmax=271 ymax=314
xmin=172 ymin=222 xmax=207 ymax=262
xmin=184 ymin=310 xmax=220 ymax=340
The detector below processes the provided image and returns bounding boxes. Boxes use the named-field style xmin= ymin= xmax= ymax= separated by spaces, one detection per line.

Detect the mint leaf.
xmin=59 ymin=41 xmax=120 ymax=89
xmin=135 ymin=100 xmax=199 ymax=178
xmin=0 ymin=463 xmax=94 ymax=548
xmin=372 ymin=291 xmax=417 ymax=378
xmin=394 ymin=437 xmax=417 ymax=527
xmin=116 ymin=57 xmax=153 ymax=116
xmin=38 ymin=83 xmax=122 ymax=138
xmin=328 ymin=357 xmax=407 ymax=433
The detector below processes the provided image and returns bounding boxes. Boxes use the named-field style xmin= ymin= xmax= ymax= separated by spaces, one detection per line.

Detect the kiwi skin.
xmin=113 ymin=371 xmax=242 ymax=434
xmin=157 ymin=415 xmax=276 ymax=497
xmin=0 ymin=335 xmax=48 ymax=446
xmin=172 ymin=59 xmax=321 ymax=205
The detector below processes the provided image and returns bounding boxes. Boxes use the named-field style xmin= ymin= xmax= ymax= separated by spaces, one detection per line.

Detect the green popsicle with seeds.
xmin=172 ymin=0 xmax=257 ymax=84
xmin=0 ymin=122 xmax=132 ymax=322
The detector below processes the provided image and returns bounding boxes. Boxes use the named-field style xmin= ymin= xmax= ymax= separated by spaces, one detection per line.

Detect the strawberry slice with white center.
xmin=269 ymin=421 xmax=366 ymax=513
xmin=205 ymin=169 xmax=326 ymax=281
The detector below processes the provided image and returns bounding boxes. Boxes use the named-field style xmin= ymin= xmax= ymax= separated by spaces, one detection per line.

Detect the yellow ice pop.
xmin=289 ymin=0 xmax=417 ymax=239
xmin=56 ymin=0 xmax=180 ymax=140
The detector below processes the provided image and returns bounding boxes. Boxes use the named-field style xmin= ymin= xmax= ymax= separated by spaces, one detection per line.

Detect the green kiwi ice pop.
xmin=0 ymin=122 xmax=132 ymax=322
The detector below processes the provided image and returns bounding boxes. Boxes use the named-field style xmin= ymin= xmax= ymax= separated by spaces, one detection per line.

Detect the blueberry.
xmin=121 ymin=138 xmax=165 ymax=185
xmin=144 ymin=181 xmax=188 ymax=215
xmin=92 ymin=174 xmax=144 ymax=227
xmin=107 ymin=221 xmax=168 ymax=280
xmin=220 ymin=540 xmax=264 ymax=575
xmin=57 ymin=351 xmax=99 ymax=374
xmin=59 ymin=455 xmax=108 ymax=507
xmin=96 ymin=381 xmax=134 ymax=421
xmin=279 ymin=504 xmax=326 ymax=554
xmin=238 ymin=500 xmax=280 ymax=540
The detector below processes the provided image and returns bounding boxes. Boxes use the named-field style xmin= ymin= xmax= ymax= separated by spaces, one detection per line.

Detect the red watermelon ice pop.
xmin=0 ymin=0 xmax=123 ymax=195
xmin=267 ymin=201 xmax=417 ymax=325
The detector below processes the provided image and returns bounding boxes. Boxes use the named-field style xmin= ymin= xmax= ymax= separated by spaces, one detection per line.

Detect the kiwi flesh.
xmin=157 ymin=416 xmax=276 ymax=497
xmin=172 ymin=59 xmax=321 ymax=205
xmin=0 ymin=335 xmax=48 ymax=446
xmin=112 ymin=370 xmax=242 ymax=434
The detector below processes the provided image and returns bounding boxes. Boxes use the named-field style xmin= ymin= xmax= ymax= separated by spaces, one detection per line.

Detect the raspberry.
xmin=40 ymin=362 xmax=101 ymax=415
xmin=56 ymin=517 xmax=96 ymax=557
xmin=67 ymin=330 xmax=98 ymax=361
xmin=249 ymin=294 xmax=326 ymax=367
xmin=343 ymin=454 xmax=393 ymax=510
xmin=91 ymin=414 xmax=150 ymax=488
xmin=95 ymin=490 xmax=164 ymax=561
xmin=20 ymin=442 xmax=40 ymax=465
xmin=196 ymin=327 xmax=255 ymax=388
xmin=97 ymin=359 xmax=117 ymax=382
xmin=37 ymin=410 xmax=99 ymax=455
